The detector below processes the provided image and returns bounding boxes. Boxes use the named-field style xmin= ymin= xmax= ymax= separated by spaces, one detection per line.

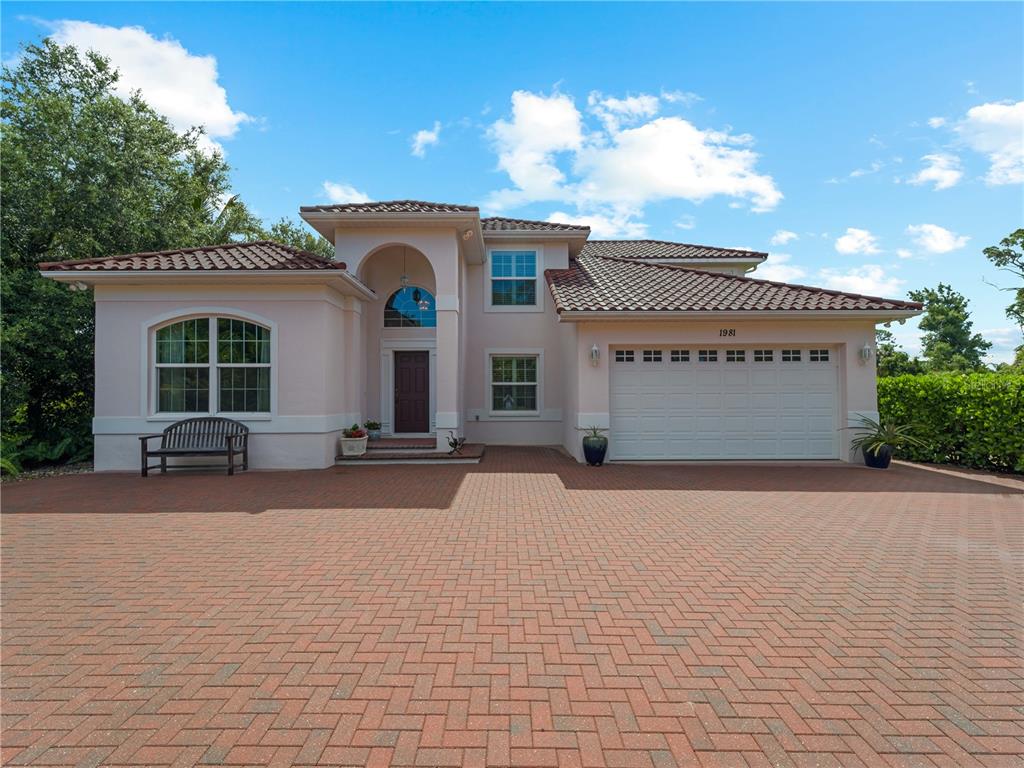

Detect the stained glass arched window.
xmin=384 ymin=286 xmax=436 ymax=328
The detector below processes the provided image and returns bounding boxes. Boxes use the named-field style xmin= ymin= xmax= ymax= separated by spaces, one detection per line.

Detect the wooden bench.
xmin=139 ymin=417 xmax=250 ymax=476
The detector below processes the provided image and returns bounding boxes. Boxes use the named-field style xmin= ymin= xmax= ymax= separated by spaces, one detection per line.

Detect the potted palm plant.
xmin=847 ymin=414 xmax=926 ymax=469
xmin=577 ymin=426 xmax=609 ymax=466
xmin=339 ymin=424 xmax=369 ymax=457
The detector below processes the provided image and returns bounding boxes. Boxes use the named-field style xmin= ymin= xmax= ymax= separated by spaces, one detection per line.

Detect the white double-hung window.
xmin=154 ymin=316 xmax=271 ymax=415
xmin=488 ymin=249 xmax=540 ymax=310
xmin=489 ymin=354 xmax=540 ymax=414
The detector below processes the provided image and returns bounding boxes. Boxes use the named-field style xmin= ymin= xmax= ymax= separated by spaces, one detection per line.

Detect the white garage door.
xmin=610 ymin=346 xmax=839 ymax=460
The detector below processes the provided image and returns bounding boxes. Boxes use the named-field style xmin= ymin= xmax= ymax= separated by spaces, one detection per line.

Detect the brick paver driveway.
xmin=3 ymin=448 xmax=1022 ymax=768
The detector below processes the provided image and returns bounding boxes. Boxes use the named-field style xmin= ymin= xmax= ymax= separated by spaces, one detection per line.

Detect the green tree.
xmin=1 ymin=41 xmax=262 ymax=466
xmin=263 ymin=217 xmax=334 ymax=259
xmin=983 ymin=228 xmax=1024 ymax=364
xmin=875 ymin=328 xmax=923 ymax=377
xmin=907 ymin=283 xmax=992 ymax=371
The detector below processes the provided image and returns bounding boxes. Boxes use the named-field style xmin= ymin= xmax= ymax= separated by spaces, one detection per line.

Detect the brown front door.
xmin=394 ymin=351 xmax=429 ymax=433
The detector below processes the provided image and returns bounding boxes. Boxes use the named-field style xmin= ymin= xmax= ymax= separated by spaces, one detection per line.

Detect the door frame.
xmin=380 ymin=338 xmax=436 ymax=436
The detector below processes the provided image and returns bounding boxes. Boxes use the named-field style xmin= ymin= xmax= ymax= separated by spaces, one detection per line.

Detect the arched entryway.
xmin=358 ymin=245 xmax=438 ymax=435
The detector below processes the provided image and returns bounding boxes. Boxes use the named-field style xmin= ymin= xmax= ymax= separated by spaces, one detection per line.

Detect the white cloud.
xmin=955 ymin=100 xmax=1023 ymax=184
xmin=487 ymin=90 xmax=584 ymax=210
xmin=547 ymin=209 xmax=648 ymax=239
xmin=756 ymin=253 xmax=806 ymax=283
xmin=835 ymin=228 xmax=881 ymax=255
xmin=927 ymin=116 xmax=947 ymax=128
xmin=49 ymin=20 xmax=251 ymax=154
xmin=906 ymin=223 xmax=969 ymax=253
xmin=485 ymin=89 xmax=782 ymax=229
xmin=587 ymin=91 xmax=660 ymax=133
xmin=674 ymin=214 xmax=696 ymax=231
xmin=849 ymin=160 xmax=884 ymax=178
xmin=907 ymin=153 xmax=963 ymax=190
xmin=979 ymin=327 xmax=1024 ymax=365
xmin=321 ymin=181 xmax=371 ymax=204
xmin=661 ymin=89 xmax=702 ymax=107
xmin=819 ymin=265 xmax=903 ymax=297
xmin=411 ymin=121 xmax=441 ymax=158
xmin=769 ymin=229 xmax=799 ymax=246
xmin=896 ymin=248 xmax=913 ymax=259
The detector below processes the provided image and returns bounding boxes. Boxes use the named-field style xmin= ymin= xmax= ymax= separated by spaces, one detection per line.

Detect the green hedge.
xmin=878 ymin=373 xmax=1024 ymax=473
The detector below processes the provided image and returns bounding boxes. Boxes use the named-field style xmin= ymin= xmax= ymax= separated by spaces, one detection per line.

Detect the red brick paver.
xmin=2 ymin=448 xmax=1022 ymax=767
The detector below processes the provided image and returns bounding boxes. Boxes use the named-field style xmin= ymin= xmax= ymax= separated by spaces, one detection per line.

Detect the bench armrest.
xmin=138 ymin=433 xmax=163 ymax=443
xmin=225 ymin=433 xmax=247 ymax=447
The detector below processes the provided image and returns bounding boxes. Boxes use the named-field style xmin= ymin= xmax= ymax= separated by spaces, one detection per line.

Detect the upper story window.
xmin=155 ymin=317 xmax=271 ymax=414
xmin=490 ymin=250 xmax=537 ymax=307
xmin=384 ymin=286 xmax=436 ymax=328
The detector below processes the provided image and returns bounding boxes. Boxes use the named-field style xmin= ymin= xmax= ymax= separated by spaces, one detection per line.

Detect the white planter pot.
xmin=339 ymin=436 xmax=368 ymax=457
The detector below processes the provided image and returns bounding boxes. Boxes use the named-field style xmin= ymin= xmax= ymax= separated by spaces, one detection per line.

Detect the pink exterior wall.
xmin=91 ymin=282 xmax=356 ymax=470
xmin=562 ymin=317 xmax=880 ymax=461
xmin=462 ymin=240 xmax=571 ymax=446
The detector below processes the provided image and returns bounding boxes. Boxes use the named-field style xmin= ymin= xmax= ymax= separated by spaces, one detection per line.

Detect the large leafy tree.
xmin=1 ymin=40 xmax=267 ymax=465
xmin=907 ymin=283 xmax=992 ymax=371
xmin=983 ymin=228 xmax=1024 ymax=366
xmin=875 ymin=328 xmax=924 ymax=377
xmin=264 ymin=217 xmax=335 ymax=259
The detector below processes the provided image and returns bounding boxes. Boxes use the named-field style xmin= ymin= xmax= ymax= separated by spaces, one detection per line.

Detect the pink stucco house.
xmin=40 ymin=200 xmax=922 ymax=470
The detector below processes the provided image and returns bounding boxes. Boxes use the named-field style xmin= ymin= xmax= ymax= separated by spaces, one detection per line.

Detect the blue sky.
xmin=4 ymin=2 xmax=1023 ymax=361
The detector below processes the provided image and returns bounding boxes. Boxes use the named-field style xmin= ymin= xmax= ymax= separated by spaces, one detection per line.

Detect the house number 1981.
xmin=719 ymin=328 xmax=736 ymax=337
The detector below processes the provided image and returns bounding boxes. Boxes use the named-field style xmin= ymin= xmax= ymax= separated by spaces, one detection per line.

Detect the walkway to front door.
xmin=393 ymin=350 xmax=429 ymax=432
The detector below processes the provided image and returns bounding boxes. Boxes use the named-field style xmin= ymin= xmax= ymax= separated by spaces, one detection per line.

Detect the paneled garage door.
xmin=609 ymin=346 xmax=839 ymax=460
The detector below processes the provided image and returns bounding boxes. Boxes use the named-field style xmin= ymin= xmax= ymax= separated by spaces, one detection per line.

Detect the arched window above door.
xmin=384 ymin=286 xmax=436 ymax=328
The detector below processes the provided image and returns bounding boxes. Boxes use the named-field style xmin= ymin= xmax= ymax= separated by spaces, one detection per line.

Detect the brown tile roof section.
xmin=480 ymin=216 xmax=590 ymax=233
xmin=299 ymin=200 xmax=478 ymax=214
xmin=581 ymin=240 xmax=768 ymax=261
xmin=546 ymin=256 xmax=922 ymax=313
xmin=38 ymin=241 xmax=347 ymax=272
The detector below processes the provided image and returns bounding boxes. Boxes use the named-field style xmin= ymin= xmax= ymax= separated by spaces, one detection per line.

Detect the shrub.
xmin=878 ymin=373 xmax=1024 ymax=473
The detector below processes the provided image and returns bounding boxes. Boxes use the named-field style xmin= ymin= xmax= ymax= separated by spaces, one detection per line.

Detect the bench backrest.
xmin=161 ymin=417 xmax=249 ymax=450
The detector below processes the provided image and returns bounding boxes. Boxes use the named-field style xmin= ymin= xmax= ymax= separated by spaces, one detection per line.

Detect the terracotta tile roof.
xmin=480 ymin=216 xmax=590 ymax=233
xmin=546 ymin=255 xmax=922 ymax=314
xmin=38 ymin=241 xmax=348 ymax=272
xmin=299 ymin=200 xmax=478 ymax=214
xmin=581 ymin=240 xmax=768 ymax=261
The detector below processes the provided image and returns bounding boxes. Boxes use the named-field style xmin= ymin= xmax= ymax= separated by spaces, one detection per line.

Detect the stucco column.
xmin=424 ymin=233 xmax=463 ymax=452
xmin=434 ymin=296 xmax=460 ymax=450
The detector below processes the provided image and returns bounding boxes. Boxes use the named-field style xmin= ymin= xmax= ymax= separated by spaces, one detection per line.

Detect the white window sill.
xmin=487 ymin=410 xmax=541 ymax=418
xmin=484 ymin=303 xmax=544 ymax=314
xmin=148 ymin=413 xmax=273 ymax=422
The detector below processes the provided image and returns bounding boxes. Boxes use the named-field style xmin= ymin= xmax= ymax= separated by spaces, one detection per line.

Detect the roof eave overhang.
xmin=484 ymin=229 xmax=591 ymax=256
xmin=554 ymin=309 xmax=922 ymax=322
xmin=40 ymin=269 xmax=378 ymax=300
xmin=299 ymin=210 xmax=486 ymax=263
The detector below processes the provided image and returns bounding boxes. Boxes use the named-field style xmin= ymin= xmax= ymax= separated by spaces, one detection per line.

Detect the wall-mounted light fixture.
xmin=859 ymin=344 xmax=874 ymax=363
xmin=590 ymin=344 xmax=600 ymax=366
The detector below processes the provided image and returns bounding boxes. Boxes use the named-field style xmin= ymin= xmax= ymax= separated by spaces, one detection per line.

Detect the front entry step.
xmin=336 ymin=443 xmax=485 ymax=465
xmin=367 ymin=438 xmax=436 ymax=450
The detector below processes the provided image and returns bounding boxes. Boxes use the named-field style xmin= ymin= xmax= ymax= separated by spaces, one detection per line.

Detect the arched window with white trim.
xmin=384 ymin=286 xmax=436 ymax=328
xmin=154 ymin=316 xmax=271 ymax=414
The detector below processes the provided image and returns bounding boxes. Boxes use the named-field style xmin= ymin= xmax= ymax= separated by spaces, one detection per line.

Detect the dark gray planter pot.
xmin=863 ymin=444 xmax=893 ymax=469
xmin=582 ymin=435 xmax=608 ymax=466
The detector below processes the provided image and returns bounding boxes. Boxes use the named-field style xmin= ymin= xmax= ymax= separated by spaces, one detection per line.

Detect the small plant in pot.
xmin=577 ymin=426 xmax=609 ymax=466
xmin=364 ymin=420 xmax=382 ymax=441
xmin=847 ymin=414 xmax=926 ymax=469
xmin=339 ymin=424 xmax=369 ymax=457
